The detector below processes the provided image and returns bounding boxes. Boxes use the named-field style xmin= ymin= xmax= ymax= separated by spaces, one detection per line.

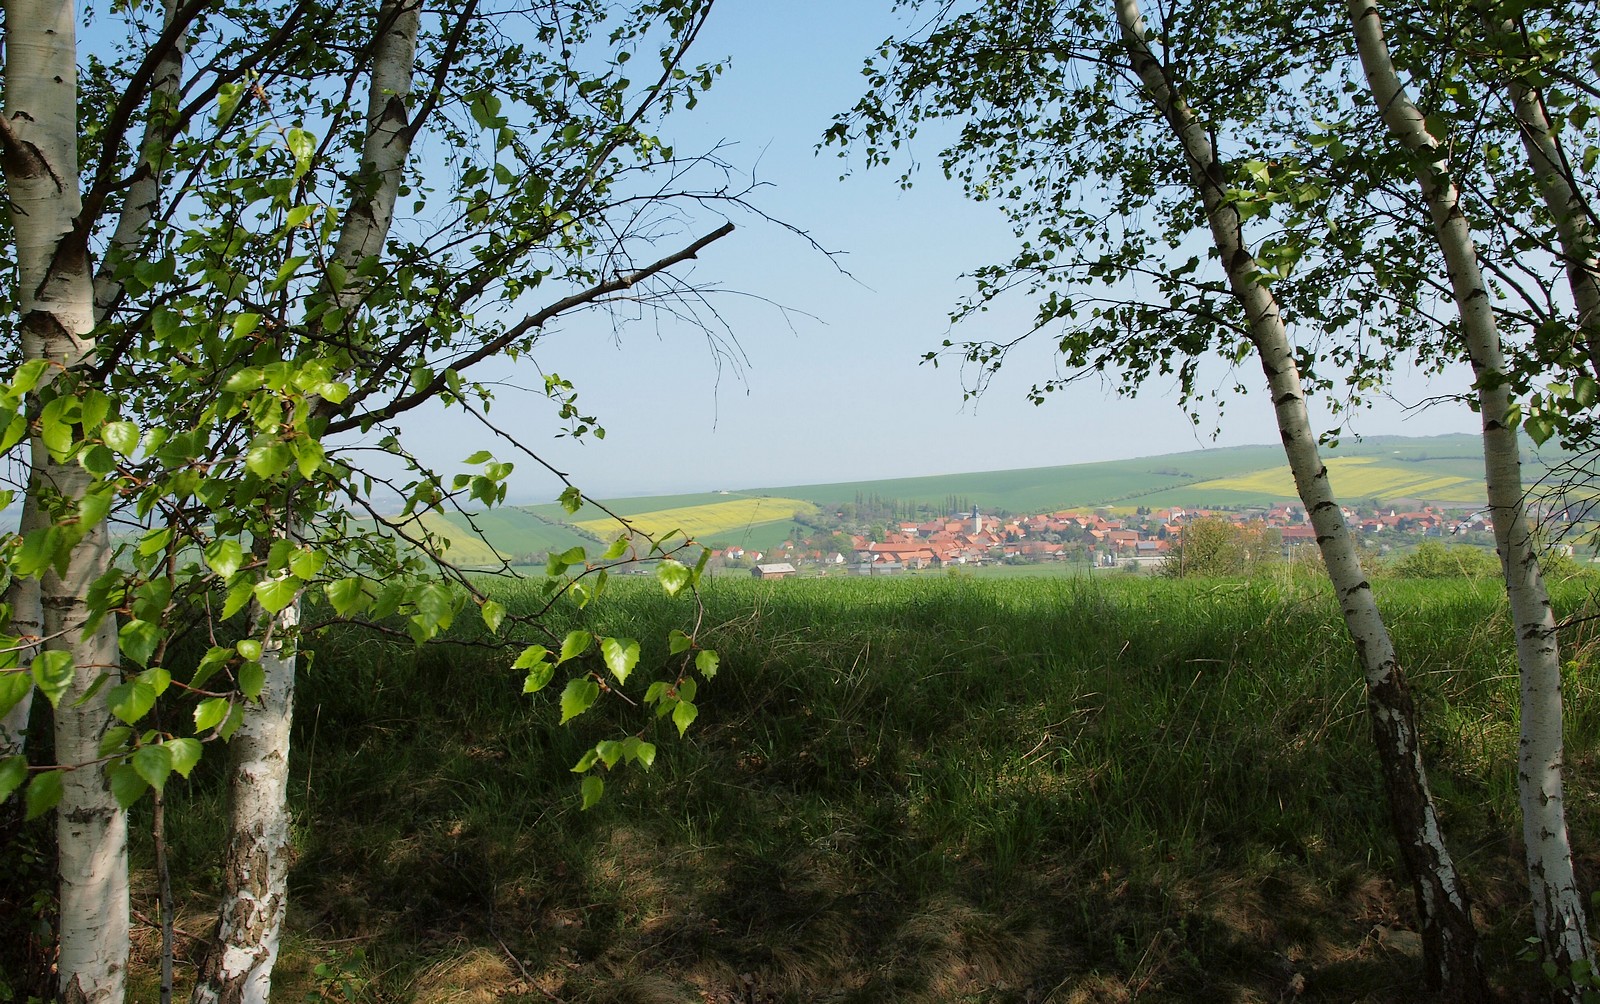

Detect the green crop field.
xmin=573 ymin=496 xmax=818 ymax=545
xmin=1170 ymin=456 xmax=1483 ymax=506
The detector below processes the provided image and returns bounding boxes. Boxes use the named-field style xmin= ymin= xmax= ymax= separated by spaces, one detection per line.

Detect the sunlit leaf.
xmin=600 ymin=636 xmax=639 ymax=684
xmin=559 ymin=677 xmax=600 ymax=724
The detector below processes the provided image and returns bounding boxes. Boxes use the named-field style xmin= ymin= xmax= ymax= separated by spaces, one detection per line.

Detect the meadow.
xmin=9 ymin=568 xmax=1597 ymax=1003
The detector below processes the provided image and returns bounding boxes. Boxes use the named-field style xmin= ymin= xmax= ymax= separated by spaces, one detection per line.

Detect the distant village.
xmin=718 ymin=500 xmax=1514 ymax=579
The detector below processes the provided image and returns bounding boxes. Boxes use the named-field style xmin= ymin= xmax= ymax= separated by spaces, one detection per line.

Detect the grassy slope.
xmin=102 ymin=570 xmax=1600 ymax=1004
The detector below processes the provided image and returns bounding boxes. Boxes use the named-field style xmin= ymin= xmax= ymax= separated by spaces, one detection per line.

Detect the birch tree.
xmin=831 ymin=1 xmax=1490 ymax=994
xmin=1347 ymin=0 xmax=1598 ymax=990
xmin=2 ymin=0 xmax=739 ymax=999
xmin=3 ymin=2 xmax=130 ymax=999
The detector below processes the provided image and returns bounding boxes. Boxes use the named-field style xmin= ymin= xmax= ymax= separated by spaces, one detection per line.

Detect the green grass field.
xmin=48 ymin=567 xmax=1595 ymax=1004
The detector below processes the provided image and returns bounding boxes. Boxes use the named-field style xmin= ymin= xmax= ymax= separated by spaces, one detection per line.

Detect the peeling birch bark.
xmin=1350 ymin=0 xmax=1597 ymax=992
xmin=5 ymin=2 xmax=130 ymax=1000
xmin=190 ymin=600 xmax=298 ymax=1004
xmin=1113 ymin=0 xmax=1488 ymax=996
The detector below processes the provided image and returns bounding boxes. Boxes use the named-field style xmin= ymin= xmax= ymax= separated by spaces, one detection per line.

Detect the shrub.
xmin=1390 ymin=541 xmax=1500 ymax=579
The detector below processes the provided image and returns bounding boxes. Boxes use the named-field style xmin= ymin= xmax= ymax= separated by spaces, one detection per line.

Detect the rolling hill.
xmin=411 ymin=433 xmax=1575 ymax=565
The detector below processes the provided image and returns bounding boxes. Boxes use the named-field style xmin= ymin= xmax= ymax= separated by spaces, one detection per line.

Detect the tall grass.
xmin=30 ymin=571 xmax=1600 ymax=1002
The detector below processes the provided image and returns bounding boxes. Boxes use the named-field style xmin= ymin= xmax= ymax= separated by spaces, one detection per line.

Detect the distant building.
xmin=752 ymin=563 xmax=798 ymax=580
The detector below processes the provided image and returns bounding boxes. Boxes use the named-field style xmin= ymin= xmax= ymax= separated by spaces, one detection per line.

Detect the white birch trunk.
xmin=1350 ymin=0 xmax=1597 ymax=990
xmin=4 ymin=2 xmax=129 ymax=1001
xmin=1113 ymin=0 xmax=1488 ymax=995
xmin=191 ymin=5 xmax=421 ymax=1002
xmin=93 ymin=0 xmax=188 ymax=321
xmin=190 ymin=599 xmax=298 ymax=1004
xmin=1507 ymin=74 xmax=1600 ymax=380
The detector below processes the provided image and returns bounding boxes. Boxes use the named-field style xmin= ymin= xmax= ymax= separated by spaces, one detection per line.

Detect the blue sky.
xmin=397 ymin=0 xmax=1481 ymax=502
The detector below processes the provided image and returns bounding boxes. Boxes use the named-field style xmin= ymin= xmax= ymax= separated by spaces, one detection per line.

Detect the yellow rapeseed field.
xmin=1193 ymin=456 xmax=1478 ymax=502
xmin=575 ymin=497 xmax=819 ymax=542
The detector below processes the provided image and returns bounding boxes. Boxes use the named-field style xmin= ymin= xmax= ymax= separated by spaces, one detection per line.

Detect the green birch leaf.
xmin=15 ymin=526 xmax=63 ymax=577
xmin=481 ymin=599 xmax=506 ymax=634
xmin=205 ymin=539 xmax=245 ymax=578
xmin=326 ymin=577 xmax=367 ymax=617
xmin=656 ymin=560 xmax=691 ymax=596
xmin=166 ymin=738 xmax=203 ymax=778
xmin=695 ymin=649 xmax=720 ymax=679
xmin=26 ymin=770 xmax=63 ymax=819
xmin=190 ymin=647 xmax=232 ymax=690
xmin=10 ymin=358 xmax=51 ymax=395
xmin=39 ymin=398 xmax=74 ymax=457
xmin=513 ymin=645 xmax=551 ymax=669
xmin=222 ymin=576 xmax=255 ymax=619
xmin=118 ymin=619 xmax=162 ymax=668
xmin=79 ymin=444 xmax=116 ymax=477
xmin=626 ymin=739 xmax=657 ymax=769
xmin=108 ymin=763 xmax=149 ymax=808
xmin=0 ymin=672 xmax=32 ymax=720
xmin=668 ymin=630 xmax=691 ymax=655
xmin=194 ymin=697 xmax=230 ymax=734
xmin=230 ymin=314 xmax=262 ymax=342
xmin=31 ymin=651 xmax=75 ymax=707
xmin=0 ymin=756 xmax=27 ymax=803
xmin=672 ymin=698 xmax=698 ymax=737
xmin=245 ymin=437 xmax=292 ymax=479
xmin=559 ymin=630 xmax=592 ymax=664
xmin=413 ymin=582 xmax=456 ymax=632
xmin=224 ymin=367 xmax=264 ymax=392
xmin=580 ymin=774 xmax=603 ymax=810
xmin=292 ymin=437 xmax=325 ymax=479
xmin=600 ymin=637 xmax=639 ymax=684
xmin=602 ymin=536 xmax=629 ymax=560
xmin=98 ymin=726 xmax=133 ymax=758
xmin=287 ymin=127 xmax=316 ymax=179
xmin=107 ymin=681 xmax=157 ymax=725
xmin=139 ymin=667 xmax=171 ymax=696
xmin=253 ymin=577 xmax=301 ymax=614
xmin=78 ymin=486 xmax=113 ymax=527
xmin=559 ymin=677 xmax=600 ymax=724
xmin=557 ymin=546 xmax=586 ymax=566
xmin=522 ymin=661 xmax=555 ymax=694
xmin=137 ymin=526 xmax=173 ymax=557
xmin=288 ymin=548 xmax=326 ymax=581
xmin=236 ymin=639 xmax=262 ymax=661
xmin=132 ymin=744 xmax=173 ymax=793
xmin=238 ymin=661 xmax=266 ymax=700
xmin=73 ymin=672 xmax=112 ymax=709
xmin=595 ymin=740 xmax=623 ymax=768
